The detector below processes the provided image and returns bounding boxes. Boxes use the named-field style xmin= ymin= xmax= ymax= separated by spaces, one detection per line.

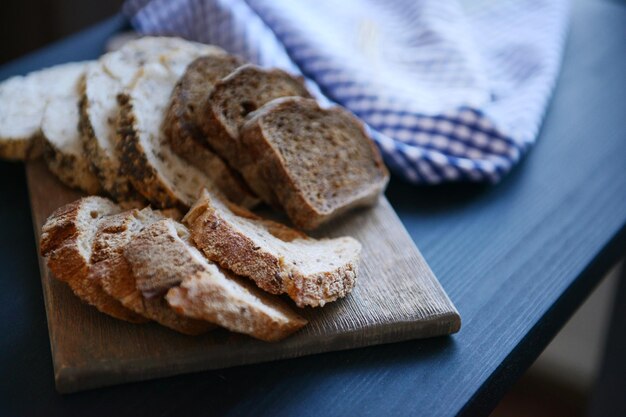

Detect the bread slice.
xmin=41 ymin=68 xmax=102 ymax=194
xmin=239 ymin=97 xmax=390 ymax=230
xmin=123 ymin=218 xmax=307 ymax=341
xmin=0 ymin=62 xmax=87 ymax=160
xmin=199 ymin=65 xmax=312 ymax=168
xmin=184 ymin=189 xmax=362 ymax=308
xmin=92 ymin=208 xmax=213 ymax=335
xmin=118 ymin=63 xmax=226 ymax=208
xmin=163 ymin=55 xmax=259 ymax=208
xmin=80 ymin=37 xmax=222 ymax=200
xmin=40 ymin=196 xmax=146 ymax=322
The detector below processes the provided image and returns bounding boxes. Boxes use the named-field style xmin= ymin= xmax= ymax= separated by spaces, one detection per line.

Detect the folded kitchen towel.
xmin=123 ymin=0 xmax=569 ymax=184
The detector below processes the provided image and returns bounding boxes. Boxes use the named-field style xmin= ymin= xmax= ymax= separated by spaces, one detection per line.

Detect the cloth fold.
xmin=124 ymin=0 xmax=569 ymax=184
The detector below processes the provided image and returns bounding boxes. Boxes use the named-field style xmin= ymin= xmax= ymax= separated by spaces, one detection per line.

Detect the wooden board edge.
xmin=54 ymin=310 xmax=461 ymax=393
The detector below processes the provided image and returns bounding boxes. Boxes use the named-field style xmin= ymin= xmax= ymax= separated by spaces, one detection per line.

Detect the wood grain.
xmin=25 ymin=159 xmax=460 ymax=393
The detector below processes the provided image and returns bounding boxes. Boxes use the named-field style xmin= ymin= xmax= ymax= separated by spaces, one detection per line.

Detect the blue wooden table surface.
xmin=0 ymin=0 xmax=624 ymax=416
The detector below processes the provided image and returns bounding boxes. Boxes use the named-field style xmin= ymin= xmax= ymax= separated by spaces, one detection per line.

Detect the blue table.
xmin=1 ymin=1 xmax=624 ymax=416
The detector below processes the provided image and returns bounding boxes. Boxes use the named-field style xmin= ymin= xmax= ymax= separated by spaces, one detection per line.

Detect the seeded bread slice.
xmin=41 ymin=68 xmax=102 ymax=194
xmin=40 ymin=196 xmax=146 ymax=322
xmin=92 ymin=208 xmax=213 ymax=335
xmin=239 ymin=97 xmax=390 ymax=230
xmin=199 ymin=65 xmax=312 ymax=168
xmin=118 ymin=63 xmax=225 ymax=208
xmin=184 ymin=189 xmax=362 ymax=308
xmin=123 ymin=218 xmax=307 ymax=341
xmin=80 ymin=37 xmax=223 ymax=200
xmin=0 ymin=62 xmax=87 ymax=160
xmin=163 ymin=55 xmax=259 ymax=208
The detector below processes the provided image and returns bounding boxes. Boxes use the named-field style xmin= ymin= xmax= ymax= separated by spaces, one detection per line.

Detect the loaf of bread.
xmin=238 ymin=97 xmax=389 ymax=229
xmin=184 ymin=189 xmax=361 ymax=308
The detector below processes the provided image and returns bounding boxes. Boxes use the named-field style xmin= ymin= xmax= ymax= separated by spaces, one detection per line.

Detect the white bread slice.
xmin=117 ymin=63 xmax=224 ymax=208
xmin=92 ymin=208 xmax=213 ymax=335
xmin=41 ymin=67 xmax=102 ymax=194
xmin=80 ymin=37 xmax=223 ymax=200
xmin=0 ymin=62 xmax=87 ymax=160
xmin=123 ymin=218 xmax=307 ymax=341
xmin=40 ymin=196 xmax=146 ymax=323
xmin=184 ymin=189 xmax=362 ymax=308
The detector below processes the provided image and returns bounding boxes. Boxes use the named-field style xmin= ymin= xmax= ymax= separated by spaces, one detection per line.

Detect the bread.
xmin=164 ymin=55 xmax=259 ymax=208
xmin=40 ymin=196 xmax=146 ymax=322
xmin=118 ymin=63 xmax=226 ymax=208
xmin=239 ymin=97 xmax=389 ymax=230
xmin=41 ymin=67 xmax=102 ymax=194
xmin=0 ymin=62 xmax=87 ymax=161
xmin=92 ymin=208 xmax=213 ymax=335
xmin=199 ymin=65 xmax=312 ymax=167
xmin=184 ymin=189 xmax=362 ymax=308
xmin=123 ymin=218 xmax=307 ymax=341
xmin=80 ymin=37 xmax=222 ymax=200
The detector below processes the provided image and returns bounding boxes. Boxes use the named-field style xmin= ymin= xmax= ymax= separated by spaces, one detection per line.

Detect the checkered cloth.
xmin=123 ymin=0 xmax=569 ymax=184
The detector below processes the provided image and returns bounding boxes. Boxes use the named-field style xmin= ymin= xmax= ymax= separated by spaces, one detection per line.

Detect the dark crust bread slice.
xmin=163 ymin=55 xmax=259 ymax=208
xmin=199 ymin=65 xmax=313 ymax=168
xmin=239 ymin=97 xmax=390 ymax=230
xmin=40 ymin=196 xmax=146 ymax=323
xmin=93 ymin=210 xmax=213 ymax=335
xmin=184 ymin=189 xmax=361 ymax=308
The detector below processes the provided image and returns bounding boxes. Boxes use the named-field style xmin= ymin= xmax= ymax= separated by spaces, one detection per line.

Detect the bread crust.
xmin=42 ymin=138 xmax=102 ymax=194
xmin=116 ymin=92 xmax=183 ymax=209
xmin=0 ymin=134 xmax=43 ymax=161
xmin=184 ymin=190 xmax=361 ymax=308
xmin=40 ymin=197 xmax=147 ymax=323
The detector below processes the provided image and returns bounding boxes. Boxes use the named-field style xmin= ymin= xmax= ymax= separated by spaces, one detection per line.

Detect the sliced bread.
xmin=239 ymin=97 xmax=390 ymax=230
xmin=118 ymin=63 xmax=224 ymax=208
xmin=199 ymin=65 xmax=312 ymax=167
xmin=92 ymin=208 xmax=213 ymax=335
xmin=0 ymin=62 xmax=87 ymax=160
xmin=163 ymin=55 xmax=259 ymax=208
xmin=123 ymin=218 xmax=307 ymax=341
xmin=40 ymin=196 xmax=146 ymax=322
xmin=184 ymin=189 xmax=362 ymax=308
xmin=80 ymin=37 xmax=222 ymax=200
xmin=41 ymin=68 xmax=102 ymax=194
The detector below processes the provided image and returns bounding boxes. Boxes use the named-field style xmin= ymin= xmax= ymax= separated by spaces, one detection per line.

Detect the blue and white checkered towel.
xmin=124 ymin=0 xmax=569 ymax=184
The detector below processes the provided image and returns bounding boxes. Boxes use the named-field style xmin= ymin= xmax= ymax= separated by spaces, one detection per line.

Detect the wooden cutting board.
xmin=26 ymin=159 xmax=461 ymax=394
